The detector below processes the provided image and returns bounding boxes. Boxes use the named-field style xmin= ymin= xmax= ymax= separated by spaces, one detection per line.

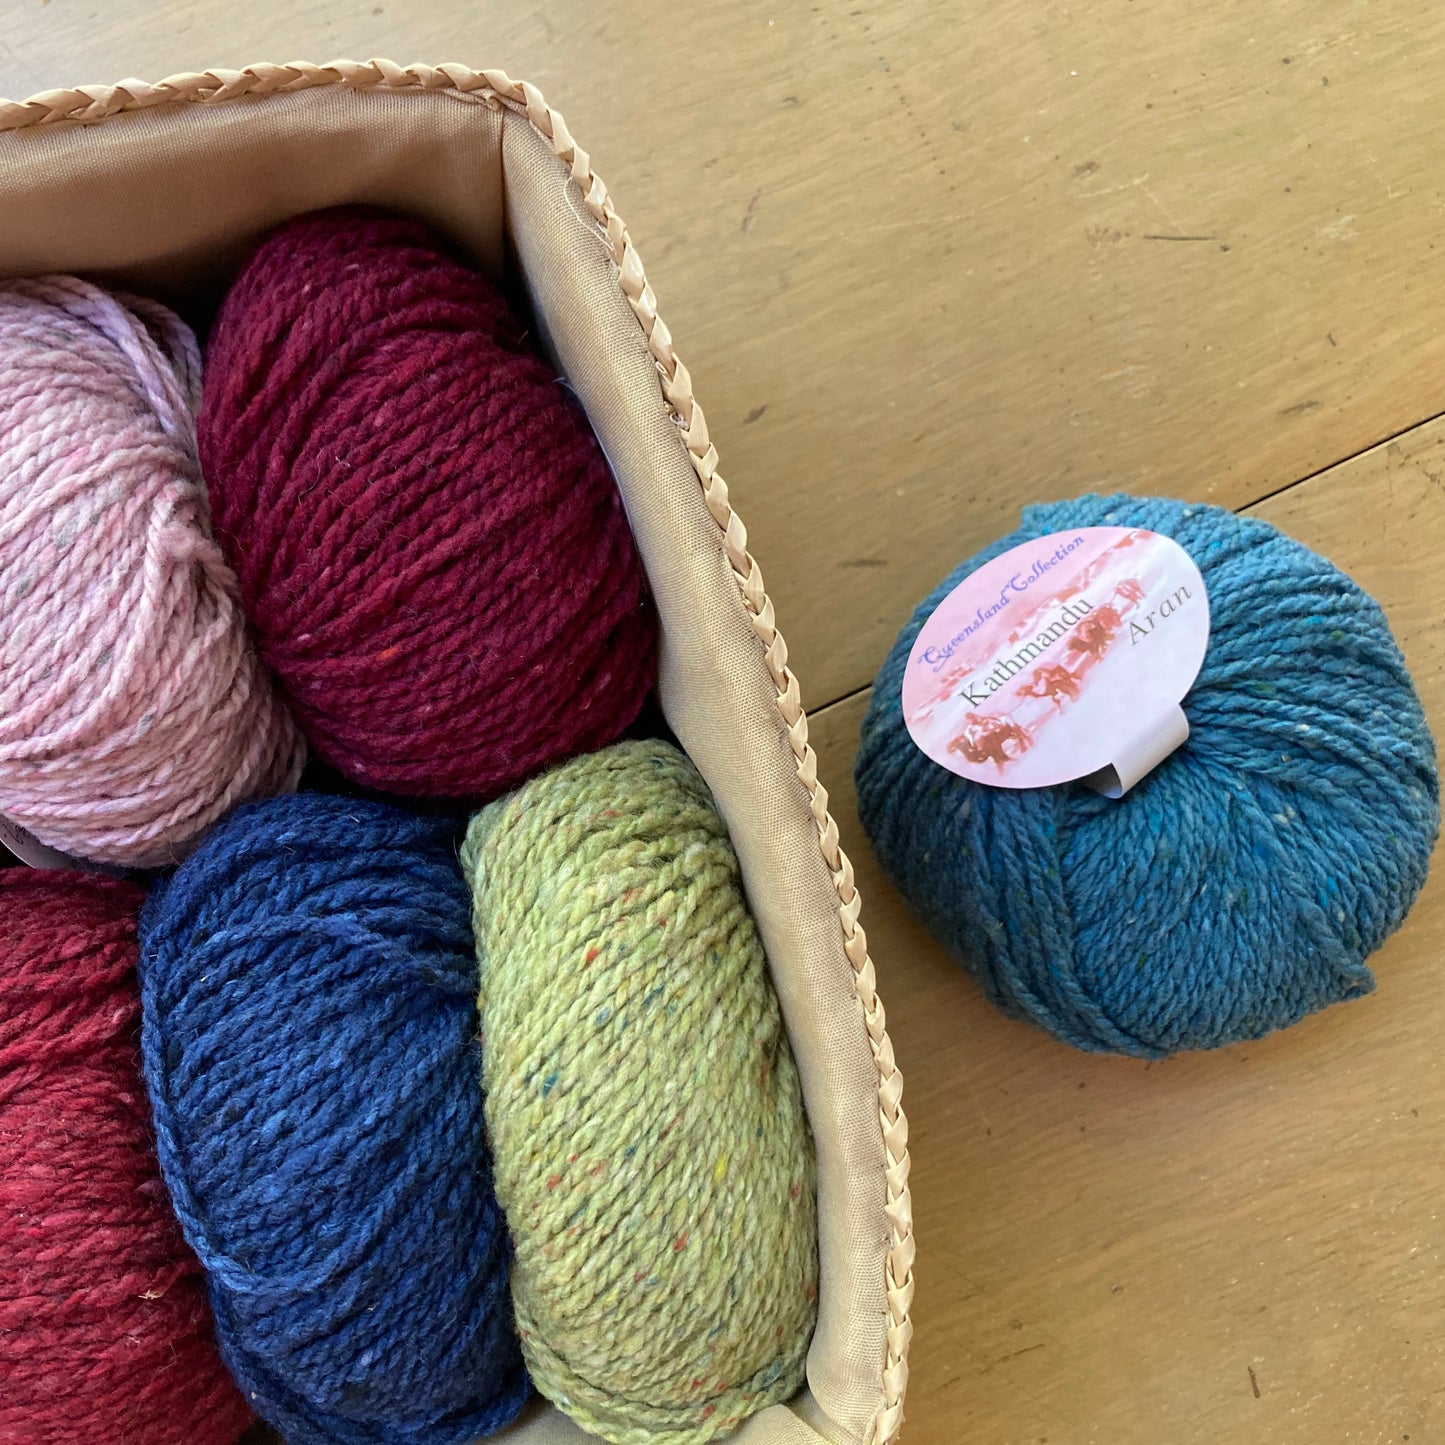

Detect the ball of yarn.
xmin=138 ymin=793 xmax=527 ymax=1445
xmin=197 ymin=207 xmax=657 ymax=800
xmin=462 ymin=740 xmax=818 ymax=1445
xmin=857 ymin=493 xmax=1440 ymax=1057
xmin=0 ymin=276 xmax=304 ymax=867
xmin=0 ymin=870 xmax=253 ymax=1444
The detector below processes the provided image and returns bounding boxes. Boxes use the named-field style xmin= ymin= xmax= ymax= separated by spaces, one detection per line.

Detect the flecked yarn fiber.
xmin=198 ymin=207 xmax=657 ymax=800
xmin=0 ymin=870 xmax=253 ymax=1445
xmin=857 ymin=494 xmax=1440 ymax=1057
xmin=0 ymin=276 xmax=304 ymax=867
xmin=138 ymin=793 xmax=527 ymax=1444
xmin=463 ymin=740 xmax=818 ymax=1445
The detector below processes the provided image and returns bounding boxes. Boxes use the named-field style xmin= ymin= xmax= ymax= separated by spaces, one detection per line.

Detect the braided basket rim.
xmin=0 ymin=57 xmax=914 ymax=1445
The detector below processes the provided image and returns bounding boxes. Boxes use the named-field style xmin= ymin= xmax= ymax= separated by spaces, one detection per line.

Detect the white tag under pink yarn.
xmin=903 ymin=527 xmax=1210 ymax=796
xmin=0 ymin=813 xmax=104 ymax=871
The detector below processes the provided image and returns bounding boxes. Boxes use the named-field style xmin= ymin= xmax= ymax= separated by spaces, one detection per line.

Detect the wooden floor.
xmin=5 ymin=6 xmax=1445 ymax=1442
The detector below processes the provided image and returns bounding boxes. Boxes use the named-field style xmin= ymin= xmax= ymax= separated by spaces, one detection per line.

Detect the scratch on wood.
xmin=994 ymin=1342 xmax=1048 ymax=1364
xmin=1279 ymin=399 xmax=1322 ymax=416
xmin=1139 ymin=233 xmax=1219 ymax=242
xmin=1419 ymin=469 xmax=1445 ymax=503
xmin=741 ymin=188 xmax=764 ymax=233
xmin=1248 ymin=1366 xmax=1261 ymax=1398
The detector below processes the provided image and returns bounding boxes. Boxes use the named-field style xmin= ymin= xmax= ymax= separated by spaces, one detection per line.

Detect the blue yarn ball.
xmin=137 ymin=793 xmax=528 ymax=1443
xmin=857 ymin=494 xmax=1439 ymax=1057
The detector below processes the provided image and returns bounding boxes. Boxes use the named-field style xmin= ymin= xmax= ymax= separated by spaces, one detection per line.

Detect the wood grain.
xmin=5 ymin=6 xmax=1445 ymax=1440
xmin=808 ymin=430 xmax=1445 ymax=1444
xmin=7 ymin=4 xmax=1445 ymax=706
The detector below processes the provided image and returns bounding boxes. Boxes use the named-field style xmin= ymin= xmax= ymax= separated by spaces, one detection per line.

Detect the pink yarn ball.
xmin=0 ymin=277 xmax=304 ymax=867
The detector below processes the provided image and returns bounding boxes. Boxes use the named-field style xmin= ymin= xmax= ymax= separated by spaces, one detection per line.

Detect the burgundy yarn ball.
xmin=0 ymin=870 xmax=253 ymax=1445
xmin=197 ymin=207 xmax=658 ymax=798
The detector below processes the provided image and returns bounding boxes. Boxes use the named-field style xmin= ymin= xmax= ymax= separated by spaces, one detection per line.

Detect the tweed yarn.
xmin=138 ymin=793 xmax=527 ymax=1444
xmin=857 ymin=493 xmax=1440 ymax=1057
xmin=197 ymin=207 xmax=657 ymax=800
xmin=0 ymin=276 xmax=304 ymax=867
xmin=463 ymin=740 xmax=818 ymax=1445
xmin=0 ymin=870 xmax=252 ymax=1445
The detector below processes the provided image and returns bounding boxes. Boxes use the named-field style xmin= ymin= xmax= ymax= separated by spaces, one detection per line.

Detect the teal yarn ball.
xmin=856 ymin=494 xmax=1439 ymax=1057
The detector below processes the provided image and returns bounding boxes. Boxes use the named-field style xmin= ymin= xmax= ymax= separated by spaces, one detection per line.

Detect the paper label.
xmin=903 ymin=527 xmax=1209 ymax=796
xmin=0 ymin=813 xmax=101 ymax=872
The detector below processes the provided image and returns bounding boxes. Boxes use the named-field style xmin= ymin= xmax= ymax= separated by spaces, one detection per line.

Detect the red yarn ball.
xmin=198 ymin=207 xmax=658 ymax=798
xmin=0 ymin=870 xmax=253 ymax=1445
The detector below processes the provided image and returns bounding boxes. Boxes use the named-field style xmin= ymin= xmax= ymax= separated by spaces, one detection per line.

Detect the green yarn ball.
xmin=462 ymin=740 xmax=819 ymax=1445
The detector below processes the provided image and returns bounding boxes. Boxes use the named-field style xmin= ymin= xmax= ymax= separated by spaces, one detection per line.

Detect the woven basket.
xmin=0 ymin=59 xmax=914 ymax=1445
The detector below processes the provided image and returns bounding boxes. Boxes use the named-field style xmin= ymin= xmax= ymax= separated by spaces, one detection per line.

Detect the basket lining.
xmin=0 ymin=81 xmax=899 ymax=1445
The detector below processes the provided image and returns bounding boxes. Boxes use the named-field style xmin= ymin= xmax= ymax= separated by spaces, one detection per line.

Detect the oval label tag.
xmin=902 ymin=527 xmax=1210 ymax=795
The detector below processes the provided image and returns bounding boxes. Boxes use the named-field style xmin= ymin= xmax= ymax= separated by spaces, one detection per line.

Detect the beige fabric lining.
xmin=503 ymin=1398 xmax=832 ymax=1445
xmin=0 ymin=84 xmax=893 ymax=1445
xmin=0 ymin=89 xmax=508 ymax=291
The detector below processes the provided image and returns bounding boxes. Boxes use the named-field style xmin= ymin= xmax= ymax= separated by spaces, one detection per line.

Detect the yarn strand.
xmin=0 ymin=276 xmax=304 ymax=866
xmin=858 ymin=494 xmax=1439 ymax=1057
xmin=198 ymin=208 xmax=656 ymax=799
xmin=0 ymin=870 xmax=253 ymax=1444
xmin=138 ymin=792 xmax=527 ymax=1445
xmin=464 ymin=741 xmax=818 ymax=1445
